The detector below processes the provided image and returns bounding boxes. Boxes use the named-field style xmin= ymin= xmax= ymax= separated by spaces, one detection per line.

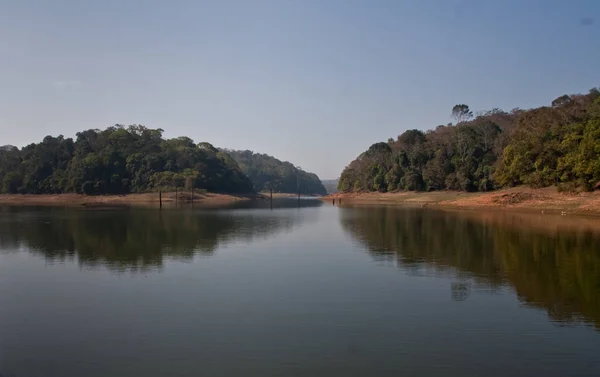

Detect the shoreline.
xmin=0 ymin=192 xmax=261 ymax=208
xmin=322 ymin=187 xmax=600 ymax=216
xmin=0 ymin=191 xmax=325 ymax=208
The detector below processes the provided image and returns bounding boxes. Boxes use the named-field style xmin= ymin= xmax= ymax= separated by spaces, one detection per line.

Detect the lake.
xmin=1 ymin=200 xmax=599 ymax=377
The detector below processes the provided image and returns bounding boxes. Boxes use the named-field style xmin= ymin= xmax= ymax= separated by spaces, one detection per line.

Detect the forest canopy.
xmin=339 ymin=87 xmax=600 ymax=193
xmin=224 ymin=150 xmax=327 ymax=195
xmin=0 ymin=125 xmax=254 ymax=194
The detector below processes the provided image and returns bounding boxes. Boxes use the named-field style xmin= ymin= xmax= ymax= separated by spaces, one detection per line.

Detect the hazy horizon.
xmin=1 ymin=0 xmax=599 ymax=179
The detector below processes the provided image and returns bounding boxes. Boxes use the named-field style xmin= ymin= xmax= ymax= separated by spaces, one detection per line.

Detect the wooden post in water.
xmin=333 ymin=198 xmax=335 ymax=205
xmin=175 ymin=187 xmax=178 ymax=207
xmin=270 ymin=188 xmax=273 ymax=209
xmin=191 ymin=187 xmax=194 ymax=207
xmin=159 ymin=190 xmax=162 ymax=209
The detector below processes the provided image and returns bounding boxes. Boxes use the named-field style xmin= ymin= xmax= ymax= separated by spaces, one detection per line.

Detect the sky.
xmin=0 ymin=0 xmax=599 ymax=179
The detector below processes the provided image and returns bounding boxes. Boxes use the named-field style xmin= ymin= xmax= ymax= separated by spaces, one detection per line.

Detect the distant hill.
xmin=321 ymin=179 xmax=339 ymax=194
xmin=224 ymin=150 xmax=327 ymax=195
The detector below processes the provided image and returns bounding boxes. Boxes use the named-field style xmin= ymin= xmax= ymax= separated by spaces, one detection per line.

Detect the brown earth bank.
xmin=0 ymin=192 xmax=262 ymax=208
xmin=323 ymin=187 xmax=600 ymax=216
xmin=258 ymin=192 xmax=323 ymax=198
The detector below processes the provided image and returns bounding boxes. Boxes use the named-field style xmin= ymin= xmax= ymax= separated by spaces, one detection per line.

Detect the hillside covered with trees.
xmin=0 ymin=125 xmax=254 ymax=194
xmin=224 ymin=150 xmax=327 ymax=195
xmin=339 ymin=87 xmax=600 ymax=193
xmin=321 ymin=179 xmax=339 ymax=194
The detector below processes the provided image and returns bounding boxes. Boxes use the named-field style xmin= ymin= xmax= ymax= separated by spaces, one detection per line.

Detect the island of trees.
xmin=339 ymin=87 xmax=600 ymax=193
xmin=0 ymin=125 xmax=326 ymax=196
xmin=224 ymin=150 xmax=327 ymax=195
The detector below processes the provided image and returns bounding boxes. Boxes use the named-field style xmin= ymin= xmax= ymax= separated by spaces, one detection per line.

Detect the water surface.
xmin=1 ymin=202 xmax=599 ymax=376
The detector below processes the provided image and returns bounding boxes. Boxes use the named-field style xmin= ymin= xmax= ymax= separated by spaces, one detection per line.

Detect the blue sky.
xmin=1 ymin=0 xmax=598 ymax=178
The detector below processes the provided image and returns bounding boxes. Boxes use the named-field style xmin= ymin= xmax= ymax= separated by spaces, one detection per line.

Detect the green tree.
xmin=452 ymin=104 xmax=473 ymax=124
xmin=81 ymin=181 xmax=94 ymax=195
xmin=2 ymin=172 xmax=23 ymax=193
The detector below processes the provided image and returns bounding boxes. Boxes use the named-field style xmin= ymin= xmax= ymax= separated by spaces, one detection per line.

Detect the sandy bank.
xmin=0 ymin=192 xmax=260 ymax=208
xmin=322 ymin=187 xmax=600 ymax=216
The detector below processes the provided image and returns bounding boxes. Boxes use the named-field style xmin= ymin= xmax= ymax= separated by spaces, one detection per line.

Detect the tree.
xmin=552 ymin=94 xmax=572 ymax=108
xmin=452 ymin=104 xmax=473 ymax=124
xmin=2 ymin=172 xmax=22 ymax=193
xmin=184 ymin=176 xmax=195 ymax=191
xmin=81 ymin=181 xmax=94 ymax=195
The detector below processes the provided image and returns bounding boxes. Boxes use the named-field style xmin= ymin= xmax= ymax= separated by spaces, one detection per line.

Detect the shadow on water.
xmin=0 ymin=200 xmax=321 ymax=273
xmin=340 ymin=206 xmax=600 ymax=330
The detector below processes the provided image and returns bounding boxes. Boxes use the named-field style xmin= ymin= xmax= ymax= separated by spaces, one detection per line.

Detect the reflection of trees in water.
xmin=340 ymin=207 xmax=600 ymax=329
xmin=0 ymin=206 xmax=305 ymax=273
xmin=451 ymin=282 xmax=470 ymax=302
xmin=229 ymin=197 xmax=324 ymax=210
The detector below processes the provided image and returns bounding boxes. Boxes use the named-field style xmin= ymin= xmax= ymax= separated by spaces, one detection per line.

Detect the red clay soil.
xmin=323 ymin=187 xmax=600 ymax=215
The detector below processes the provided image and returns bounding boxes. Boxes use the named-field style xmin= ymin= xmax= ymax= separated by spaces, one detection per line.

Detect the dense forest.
xmin=224 ymin=150 xmax=327 ymax=195
xmin=0 ymin=125 xmax=254 ymax=194
xmin=339 ymin=87 xmax=600 ymax=193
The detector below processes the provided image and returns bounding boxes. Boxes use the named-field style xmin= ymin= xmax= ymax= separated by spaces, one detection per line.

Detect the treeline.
xmin=0 ymin=125 xmax=254 ymax=194
xmin=339 ymin=87 xmax=600 ymax=192
xmin=224 ymin=150 xmax=327 ymax=195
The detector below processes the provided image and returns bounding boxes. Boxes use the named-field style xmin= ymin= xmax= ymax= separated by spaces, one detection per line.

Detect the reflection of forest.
xmin=340 ymin=207 xmax=600 ymax=329
xmin=0 ymin=206 xmax=308 ymax=272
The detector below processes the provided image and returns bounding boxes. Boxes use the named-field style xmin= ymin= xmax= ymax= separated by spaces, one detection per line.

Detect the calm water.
xmin=1 ymin=200 xmax=599 ymax=376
